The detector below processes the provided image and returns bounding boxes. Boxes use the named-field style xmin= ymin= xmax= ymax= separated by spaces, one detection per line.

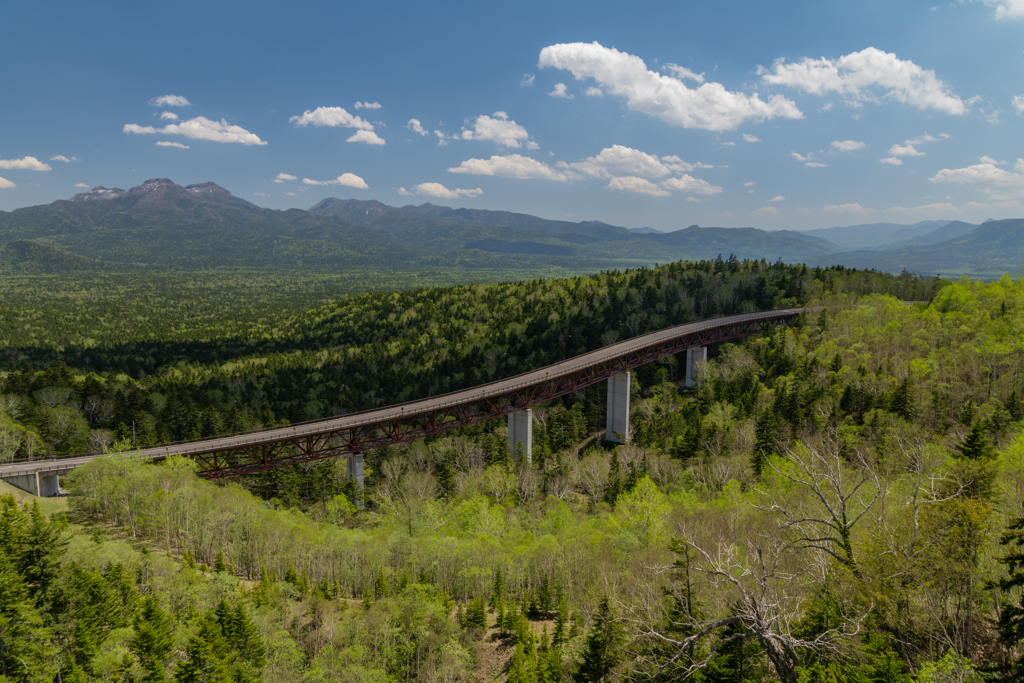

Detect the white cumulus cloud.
xmin=879 ymin=157 xmax=903 ymax=165
xmin=460 ymin=112 xmax=533 ymax=148
xmin=407 ymin=119 xmax=428 ymax=136
xmin=585 ymin=87 xmax=604 ymax=98
xmin=1013 ymin=95 xmax=1024 ymax=114
xmin=0 ymin=156 xmax=51 ymax=171
xmin=74 ymin=183 xmax=89 ymax=188
xmin=831 ymin=140 xmax=866 ymax=152
xmin=980 ymin=156 xmax=1007 ymax=165
xmin=448 ymin=154 xmax=573 ymax=181
xmin=289 ymin=107 xmax=374 ymax=130
xmin=0 ymin=176 xmax=15 ymax=189
xmin=302 ymin=173 xmax=369 ymax=189
xmin=150 ymin=94 xmax=191 ymax=108
xmin=791 ymin=151 xmax=826 ymax=167
xmin=889 ymin=143 xmax=925 ymax=157
xmin=660 ymin=175 xmax=723 ymax=195
xmin=538 ymin=41 xmax=803 ymax=131
xmin=824 ymin=203 xmax=867 ymax=214
xmin=568 ymin=145 xmax=670 ymax=179
xmin=607 ymin=176 xmax=671 ymax=196
xmin=520 ymin=74 xmax=535 ymax=87
xmin=759 ymin=47 xmax=967 ymax=114
xmin=768 ymin=195 xmax=785 ymax=202
xmin=160 ymin=112 xmax=179 ymax=121
xmin=742 ymin=133 xmax=762 ymax=143
xmin=276 ymin=173 xmax=296 ymax=181
xmin=155 ymin=141 xmax=189 ymax=149
xmin=347 ymin=130 xmax=386 ymax=145
xmin=566 ymin=145 xmax=711 ymax=179
xmin=412 ymin=182 xmax=483 ymax=199
xmin=550 ymin=83 xmax=574 ymax=99
xmin=124 ymin=117 xmax=267 ymax=145
xmin=354 ymin=101 xmax=382 ymax=109
xmin=50 ymin=155 xmax=78 ymax=162
xmin=752 ymin=206 xmax=781 ymax=217
xmin=664 ymin=64 xmax=705 ymax=83
xmin=930 ymin=158 xmax=1024 ymax=197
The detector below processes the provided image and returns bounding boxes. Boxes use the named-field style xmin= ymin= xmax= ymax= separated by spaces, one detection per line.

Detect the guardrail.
xmin=2 ymin=306 xmax=808 ymax=470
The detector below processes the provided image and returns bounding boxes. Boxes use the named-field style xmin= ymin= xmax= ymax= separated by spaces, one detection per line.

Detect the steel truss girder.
xmin=192 ymin=314 xmax=796 ymax=478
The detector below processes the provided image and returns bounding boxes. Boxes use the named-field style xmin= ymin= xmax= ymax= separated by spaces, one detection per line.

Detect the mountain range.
xmin=0 ymin=178 xmax=1020 ymax=278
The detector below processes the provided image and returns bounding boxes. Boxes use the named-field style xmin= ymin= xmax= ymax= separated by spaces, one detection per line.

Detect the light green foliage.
xmin=612 ymin=476 xmax=670 ymax=545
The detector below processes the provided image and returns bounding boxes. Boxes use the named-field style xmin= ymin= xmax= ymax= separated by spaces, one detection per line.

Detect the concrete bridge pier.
xmin=685 ymin=347 xmax=707 ymax=388
xmin=4 ymin=471 xmax=61 ymax=497
xmin=347 ymin=452 xmax=364 ymax=509
xmin=508 ymin=409 xmax=533 ymax=462
xmin=606 ymin=372 xmax=631 ymax=444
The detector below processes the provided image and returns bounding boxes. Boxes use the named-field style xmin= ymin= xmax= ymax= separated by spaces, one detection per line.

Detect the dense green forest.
xmin=0 ymin=259 xmax=937 ymax=460
xmin=14 ymin=260 xmax=1024 ymax=681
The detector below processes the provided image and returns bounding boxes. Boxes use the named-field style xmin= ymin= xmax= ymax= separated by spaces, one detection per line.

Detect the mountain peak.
xmin=69 ymin=186 xmax=127 ymax=202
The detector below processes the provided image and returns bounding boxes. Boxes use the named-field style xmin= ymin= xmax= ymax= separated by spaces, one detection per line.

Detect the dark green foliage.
xmin=465 ymin=596 xmax=488 ymax=630
xmin=0 ymin=548 xmax=56 ymax=683
xmin=956 ymin=420 xmax=995 ymax=461
xmin=574 ymin=596 xmax=624 ymax=683
xmin=132 ymin=597 xmax=173 ymax=683
xmin=993 ymin=517 xmax=1024 ymax=678
xmin=890 ymin=377 xmax=916 ymax=421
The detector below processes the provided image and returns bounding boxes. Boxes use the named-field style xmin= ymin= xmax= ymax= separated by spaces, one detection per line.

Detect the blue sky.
xmin=1 ymin=0 xmax=1022 ymax=231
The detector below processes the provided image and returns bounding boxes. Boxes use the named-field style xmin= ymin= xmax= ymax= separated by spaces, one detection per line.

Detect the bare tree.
xmin=756 ymin=427 xmax=880 ymax=576
xmin=0 ymin=394 xmax=23 ymax=419
xmin=35 ymin=386 xmax=73 ymax=408
xmin=575 ymin=453 xmax=610 ymax=505
xmin=627 ymin=525 xmax=863 ymax=683
xmin=87 ymin=429 xmax=115 ymax=455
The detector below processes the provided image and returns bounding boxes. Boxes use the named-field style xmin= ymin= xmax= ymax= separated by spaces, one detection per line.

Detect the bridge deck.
xmin=0 ymin=307 xmax=805 ymax=480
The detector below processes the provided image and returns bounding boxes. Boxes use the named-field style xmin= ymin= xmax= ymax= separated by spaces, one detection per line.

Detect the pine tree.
xmin=507 ymin=644 xmax=537 ymax=683
xmin=956 ymin=420 xmax=995 ymax=461
xmin=0 ymin=548 xmax=57 ymax=683
xmin=538 ymin=574 xmax=553 ymax=615
xmin=829 ymin=353 xmax=842 ymax=374
xmin=994 ymin=517 xmax=1024 ymax=679
xmin=466 ymin=596 xmax=488 ymax=630
xmin=131 ymin=596 xmax=173 ymax=683
xmin=174 ymin=635 xmax=230 ymax=683
xmin=553 ymin=598 xmax=569 ymax=647
xmin=890 ymin=377 xmax=914 ymax=421
xmin=573 ymin=596 xmax=624 ymax=683
xmin=214 ymin=551 xmax=228 ymax=573
xmin=1009 ymin=390 xmax=1023 ymax=422
xmin=490 ymin=566 xmax=504 ymax=611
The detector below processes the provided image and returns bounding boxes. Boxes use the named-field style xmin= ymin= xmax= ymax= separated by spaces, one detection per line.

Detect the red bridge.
xmin=0 ymin=307 xmax=806 ymax=496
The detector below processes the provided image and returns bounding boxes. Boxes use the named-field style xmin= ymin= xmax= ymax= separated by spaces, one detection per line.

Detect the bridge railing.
xmin=3 ymin=307 xmax=806 ymax=465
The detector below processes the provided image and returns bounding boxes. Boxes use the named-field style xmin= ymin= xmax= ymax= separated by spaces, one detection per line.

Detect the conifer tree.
xmin=574 ymin=596 xmax=624 ymax=683
xmin=553 ymin=598 xmax=569 ymax=647
xmin=993 ymin=517 xmax=1024 ymax=679
xmin=0 ymin=548 xmax=56 ymax=683
xmin=956 ymin=420 xmax=995 ymax=461
xmin=538 ymin=574 xmax=553 ymax=614
xmin=131 ymin=596 xmax=174 ymax=683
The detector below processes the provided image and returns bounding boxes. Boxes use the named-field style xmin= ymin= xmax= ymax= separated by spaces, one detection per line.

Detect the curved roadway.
xmin=0 ymin=307 xmax=806 ymax=480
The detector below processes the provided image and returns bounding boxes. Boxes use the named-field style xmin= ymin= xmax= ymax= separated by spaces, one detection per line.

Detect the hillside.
xmin=816 ymin=218 xmax=1024 ymax=277
xmin=0 ymin=180 xmax=858 ymax=272
xmin=0 ymin=240 xmax=114 ymax=275
xmin=801 ymin=219 xmax=952 ymax=249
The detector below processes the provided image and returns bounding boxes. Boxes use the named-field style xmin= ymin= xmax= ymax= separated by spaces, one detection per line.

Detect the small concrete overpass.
xmin=0 ymin=307 xmax=807 ymax=497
